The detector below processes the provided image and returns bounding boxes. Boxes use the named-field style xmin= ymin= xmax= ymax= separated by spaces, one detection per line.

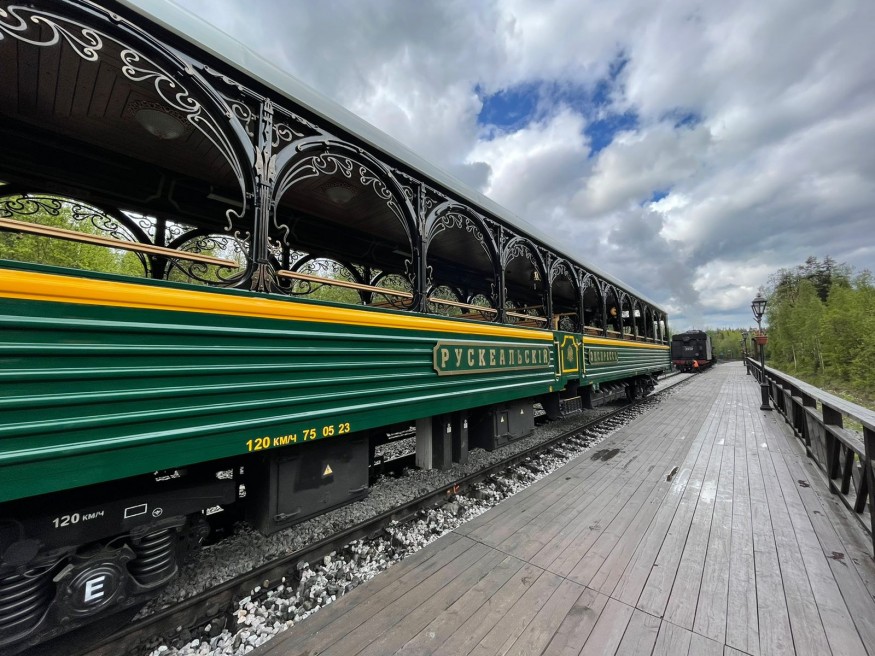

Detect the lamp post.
xmin=751 ymin=293 xmax=771 ymax=411
xmin=741 ymin=330 xmax=750 ymax=374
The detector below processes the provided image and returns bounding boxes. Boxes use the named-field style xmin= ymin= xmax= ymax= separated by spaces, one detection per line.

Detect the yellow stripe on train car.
xmin=0 ymin=268 xmax=555 ymax=341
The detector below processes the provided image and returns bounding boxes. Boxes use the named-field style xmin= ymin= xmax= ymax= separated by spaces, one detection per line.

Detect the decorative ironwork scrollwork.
xmin=273 ymin=122 xmax=304 ymax=147
xmin=166 ymin=232 xmax=248 ymax=286
xmin=69 ymin=203 xmax=138 ymax=243
xmin=228 ymin=99 xmax=257 ymax=137
xmin=370 ymin=272 xmax=413 ymax=309
xmin=427 ymin=285 xmax=463 ymax=316
xmin=0 ymin=4 xmax=249 ymax=233
xmin=1 ymin=193 xmax=148 ymax=247
xmin=272 ymin=150 xmax=407 ymax=245
xmin=0 ymin=192 xmax=151 ymax=275
xmin=429 ymin=211 xmax=486 ymax=246
xmin=0 ymin=193 xmax=63 ymax=219
xmin=550 ymin=260 xmax=573 ymax=283
xmin=504 ymin=239 xmax=540 ymax=270
xmin=557 ymin=315 xmax=579 ymax=332
xmin=0 ymin=4 xmax=102 ymax=59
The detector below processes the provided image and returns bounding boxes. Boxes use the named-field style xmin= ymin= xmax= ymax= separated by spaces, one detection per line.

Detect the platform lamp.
xmin=751 ymin=293 xmax=771 ymax=411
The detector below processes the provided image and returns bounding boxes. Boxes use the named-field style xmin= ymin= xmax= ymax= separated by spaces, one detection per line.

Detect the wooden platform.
xmin=255 ymin=362 xmax=875 ymax=656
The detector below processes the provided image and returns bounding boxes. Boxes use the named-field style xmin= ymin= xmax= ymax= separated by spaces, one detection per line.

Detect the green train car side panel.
xmin=0 ymin=297 xmax=556 ymax=503
xmin=0 ymin=264 xmax=669 ymax=503
xmin=580 ymin=339 xmax=671 ymax=385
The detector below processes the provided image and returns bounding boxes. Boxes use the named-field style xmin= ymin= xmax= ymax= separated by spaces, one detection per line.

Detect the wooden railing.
xmin=428 ymin=297 xmax=498 ymax=321
xmin=273 ymin=270 xmax=669 ymax=342
xmin=0 ymin=216 xmax=238 ymax=267
xmin=747 ymin=357 xmax=875 ymax=551
xmin=276 ymin=269 xmax=414 ymax=299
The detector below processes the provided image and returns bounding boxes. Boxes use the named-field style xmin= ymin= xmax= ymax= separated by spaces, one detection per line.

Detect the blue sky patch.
xmin=650 ymin=188 xmax=671 ymax=203
xmin=476 ymin=82 xmax=542 ymax=132
xmin=476 ymin=53 xmax=639 ymax=154
xmin=586 ymin=111 xmax=638 ymax=155
xmin=666 ymin=110 xmax=702 ymax=129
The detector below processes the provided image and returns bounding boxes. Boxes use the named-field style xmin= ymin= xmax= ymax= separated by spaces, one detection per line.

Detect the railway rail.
xmin=26 ymin=374 xmax=694 ymax=656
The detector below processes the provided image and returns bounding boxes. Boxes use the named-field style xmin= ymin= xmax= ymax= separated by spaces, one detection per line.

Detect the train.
xmin=0 ymin=0 xmax=671 ymax=651
xmin=670 ymin=330 xmax=715 ymax=372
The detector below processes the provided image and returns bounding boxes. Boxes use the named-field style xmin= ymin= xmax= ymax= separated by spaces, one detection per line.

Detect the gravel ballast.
xmin=144 ymin=376 xmax=687 ymax=655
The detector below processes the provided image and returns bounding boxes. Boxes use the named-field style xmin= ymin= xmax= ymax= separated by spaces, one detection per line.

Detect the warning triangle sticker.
xmin=323 ymin=464 xmax=333 ymax=477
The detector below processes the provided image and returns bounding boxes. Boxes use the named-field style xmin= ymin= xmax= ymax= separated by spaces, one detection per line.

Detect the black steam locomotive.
xmin=670 ymin=330 xmax=714 ymax=372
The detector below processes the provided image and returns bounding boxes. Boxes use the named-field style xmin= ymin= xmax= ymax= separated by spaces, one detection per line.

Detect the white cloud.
xmin=578 ymin=122 xmax=711 ymax=217
xmin=468 ymin=108 xmax=591 ymax=222
xmin=156 ymin=0 xmax=875 ymax=329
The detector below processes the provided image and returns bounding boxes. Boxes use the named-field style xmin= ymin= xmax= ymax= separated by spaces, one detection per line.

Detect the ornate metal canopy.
xmin=0 ymin=0 xmax=667 ymax=338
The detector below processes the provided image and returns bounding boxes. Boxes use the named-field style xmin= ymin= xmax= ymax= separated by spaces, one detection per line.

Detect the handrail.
xmin=746 ymin=357 xmax=875 ymax=551
xmin=0 ymin=216 xmax=238 ymax=268
xmin=427 ymin=297 xmax=498 ymax=314
xmin=272 ymin=270 xmax=668 ymax=341
xmin=506 ymin=311 xmax=547 ymax=323
xmin=276 ymin=269 xmax=413 ymax=298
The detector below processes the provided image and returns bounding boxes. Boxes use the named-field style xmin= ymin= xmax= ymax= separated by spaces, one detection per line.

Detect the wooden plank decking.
xmin=255 ymin=362 xmax=875 ymax=656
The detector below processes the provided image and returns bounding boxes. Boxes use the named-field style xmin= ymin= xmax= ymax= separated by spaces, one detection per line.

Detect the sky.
xmin=157 ymin=0 xmax=873 ymax=330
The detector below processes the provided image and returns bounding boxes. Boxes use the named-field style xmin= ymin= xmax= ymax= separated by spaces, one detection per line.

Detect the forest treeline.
xmin=764 ymin=257 xmax=874 ymax=404
xmin=704 ymin=257 xmax=874 ymax=407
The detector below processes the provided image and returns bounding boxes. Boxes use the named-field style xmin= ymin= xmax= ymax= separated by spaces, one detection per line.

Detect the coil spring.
xmin=128 ymin=529 xmax=177 ymax=587
xmin=0 ymin=567 xmax=53 ymax=638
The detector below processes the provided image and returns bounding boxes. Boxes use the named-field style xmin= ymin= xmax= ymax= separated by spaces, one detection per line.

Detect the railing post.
xmin=823 ymin=405 xmax=842 ymax=495
xmin=864 ymin=425 xmax=875 ymax=556
xmin=758 ymin=358 xmax=771 ymax=411
xmin=799 ymin=390 xmax=816 ymax=456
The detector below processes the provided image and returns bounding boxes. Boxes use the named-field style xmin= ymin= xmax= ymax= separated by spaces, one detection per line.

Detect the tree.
xmin=0 ymin=193 xmax=145 ymax=277
xmin=764 ymin=256 xmax=874 ymax=406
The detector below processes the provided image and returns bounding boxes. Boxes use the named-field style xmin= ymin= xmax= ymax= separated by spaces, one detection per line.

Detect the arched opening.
xmin=550 ymin=260 xmax=580 ymax=331
xmin=643 ymin=306 xmax=654 ymax=340
xmin=604 ymin=286 xmax=622 ymax=337
xmin=503 ymin=239 xmax=548 ymax=328
xmin=581 ymin=274 xmax=603 ymax=335
xmin=632 ymin=302 xmax=647 ymax=340
xmin=424 ymin=206 xmax=497 ymax=322
xmin=271 ymin=145 xmax=417 ymax=308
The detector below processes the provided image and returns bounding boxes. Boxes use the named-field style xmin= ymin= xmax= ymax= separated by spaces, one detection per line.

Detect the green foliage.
xmin=764 ymin=257 xmax=875 ymax=407
xmin=0 ymin=195 xmax=145 ymax=277
xmin=287 ymin=261 xmax=412 ymax=307
xmin=706 ymin=328 xmax=746 ymax=360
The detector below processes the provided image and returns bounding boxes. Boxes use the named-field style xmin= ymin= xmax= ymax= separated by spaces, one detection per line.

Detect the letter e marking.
xmin=84 ymin=575 xmax=106 ymax=603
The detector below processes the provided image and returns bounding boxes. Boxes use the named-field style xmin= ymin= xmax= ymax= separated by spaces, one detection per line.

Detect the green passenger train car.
xmin=0 ymin=0 xmax=670 ymax=650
